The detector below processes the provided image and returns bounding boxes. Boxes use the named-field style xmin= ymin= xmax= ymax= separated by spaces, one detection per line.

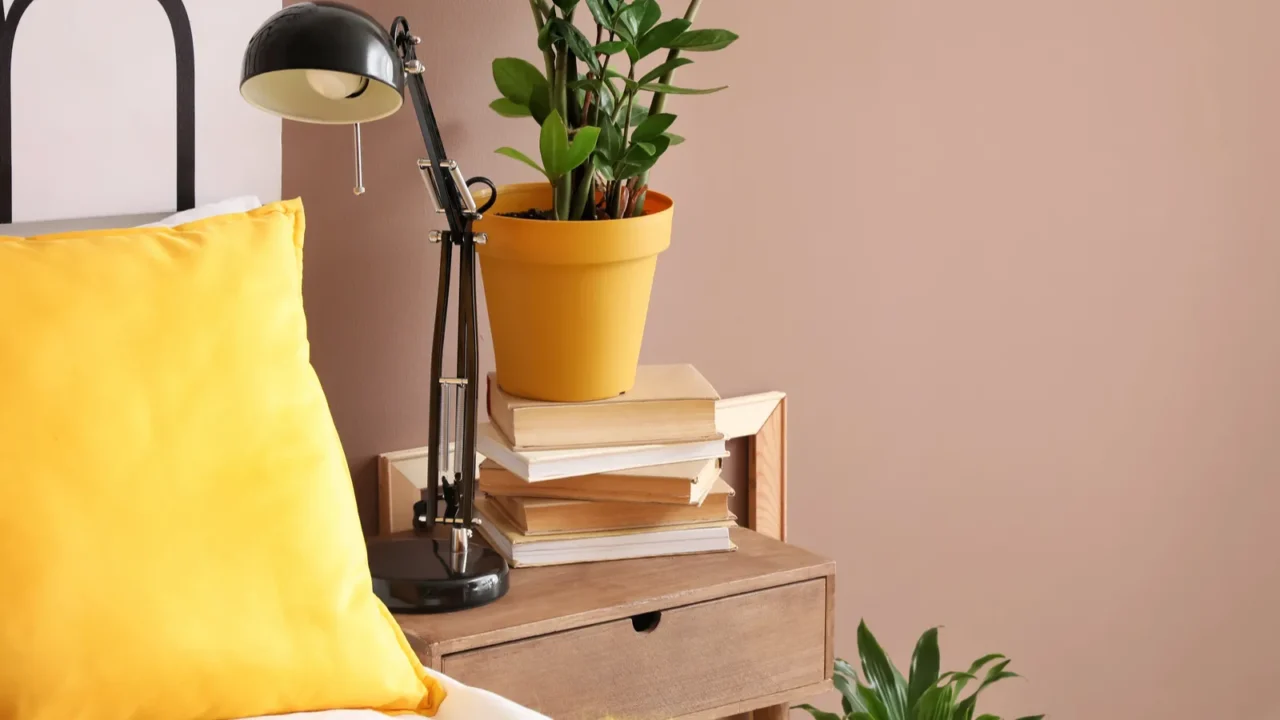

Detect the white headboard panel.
xmin=1 ymin=0 xmax=281 ymax=224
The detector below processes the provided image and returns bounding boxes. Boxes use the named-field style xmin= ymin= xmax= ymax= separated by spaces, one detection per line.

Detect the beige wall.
xmin=286 ymin=1 xmax=1280 ymax=717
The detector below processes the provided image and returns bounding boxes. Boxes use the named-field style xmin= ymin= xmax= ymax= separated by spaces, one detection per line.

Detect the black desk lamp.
xmin=241 ymin=2 xmax=508 ymax=612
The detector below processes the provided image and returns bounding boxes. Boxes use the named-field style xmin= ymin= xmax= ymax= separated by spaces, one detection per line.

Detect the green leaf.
xmin=615 ymin=135 xmax=669 ymax=180
xmin=834 ymin=672 xmax=869 ymax=715
xmin=907 ymin=628 xmax=941 ymax=709
xmin=584 ymin=0 xmax=616 ymax=27
xmin=632 ymin=112 xmax=675 ymax=141
xmin=489 ymin=98 xmax=532 ymax=118
xmin=669 ymin=28 xmax=739 ymax=51
xmin=633 ymin=140 xmax=656 ymax=153
xmin=792 ymin=705 xmax=843 ymax=720
xmin=593 ymin=153 xmax=616 ymax=180
xmin=494 ymin=147 xmax=546 ymax=177
xmin=955 ymin=655 xmax=1005 ymax=696
xmin=975 ymin=716 xmax=1001 ymax=720
xmin=638 ymin=56 xmax=693 ymax=85
xmin=628 ymin=104 xmax=649 ymax=126
xmin=492 ymin=58 xmax=549 ymax=105
xmin=594 ymin=40 xmax=629 ymax=54
xmin=856 ymin=684 xmax=893 ymax=720
xmin=951 ymin=661 xmax=1019 ymax=720
xmin=912 ymin=686 xmax=954 ymax=720
xmin=613 ymin=0 xmax=654 ymax=42
xmin=1013 ymin=716 xmax=1045 ymax=720
xmin=552 ymin=0 xmax=580 ymax=11
xmin=975 ymin=660 xmax=1019 ymax=693
xmin=565 ymin=126 xmax=601 ymax=174
xmin=528 ymin=89 xmax=551 ymax=124
xmin=549 ymin=18 xmax=602 ymax=75
xmin=835 ymin=658 xmax=860 ymax=681
xmin=596 ymin=119 xmax=624 ymax=161
xmin=937 ymin=671 xmax=977 ymax=687
xmin=858 ymin=621 xmax=908 ymax=720
xmin=850 ymin=715 xmax=877 ymax=720
xmin=637 ymin=0 xmax=662 ymax=36
xmin=537 ymin=17 xmax=555 ymax=51
xmin=951 ymin=696 xmax=977 ymax=720
xmin=539 ymin=110 xmax=572 ymax=178
xmin=638 ymin=82 xmax=727 ymax=95
xmin=636 ymin=18 xmax=690 ymax=58
xmin=663 ymin=131 xmax=684 ymax=145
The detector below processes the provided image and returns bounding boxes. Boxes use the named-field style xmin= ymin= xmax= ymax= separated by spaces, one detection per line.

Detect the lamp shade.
xmin=240 ymin=2 xmax=404 ymax=124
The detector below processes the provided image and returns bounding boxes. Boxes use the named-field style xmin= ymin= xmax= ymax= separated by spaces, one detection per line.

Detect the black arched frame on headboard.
xmin=0 ymin=0 xmax=195 ymax=223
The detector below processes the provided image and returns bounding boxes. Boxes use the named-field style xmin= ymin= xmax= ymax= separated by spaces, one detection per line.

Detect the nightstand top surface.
xmin=395 ymin=527 xmax=833 ymax=656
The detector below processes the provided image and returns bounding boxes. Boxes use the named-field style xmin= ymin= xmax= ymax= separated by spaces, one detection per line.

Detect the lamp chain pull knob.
xmin=352 ymin=123 xmax=365 ymax=196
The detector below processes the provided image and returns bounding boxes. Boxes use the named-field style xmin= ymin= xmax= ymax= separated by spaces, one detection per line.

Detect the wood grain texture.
xmin=750 ymin=704 xmax=790 ymax=720
xmin=441 ymin=580 xmax=827 ymax=720
xmin=825 ymin=574 xmax=836 ymax=679
xmin=748 ymin=398 xmax=787 ymax=541
xmin=674 ymin=680 xmax=831 ymax=720
xmin=396 ymin=527 xmax=832 ymax=656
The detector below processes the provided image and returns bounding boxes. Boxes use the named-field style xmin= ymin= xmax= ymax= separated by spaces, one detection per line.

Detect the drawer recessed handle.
xmin=630 ymin=611 xmax=662 ymax=634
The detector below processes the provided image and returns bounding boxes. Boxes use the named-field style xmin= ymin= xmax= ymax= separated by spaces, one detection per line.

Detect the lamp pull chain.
xmin=352 ymin=123 xmax=365 ymax=196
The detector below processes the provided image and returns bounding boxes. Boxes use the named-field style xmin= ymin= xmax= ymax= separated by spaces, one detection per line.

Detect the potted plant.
xmin=475 ymin=0 xmax=737 ymax=402
xmin=797 ymin=621 xmax=1046 ymax=720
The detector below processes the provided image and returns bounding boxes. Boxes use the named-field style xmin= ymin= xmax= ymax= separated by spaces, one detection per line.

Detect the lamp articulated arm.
xmin=392 ymin=18 xmax=496 ymax=558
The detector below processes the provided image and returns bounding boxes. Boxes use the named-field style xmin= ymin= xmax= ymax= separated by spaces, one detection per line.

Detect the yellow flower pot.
xmin=475 ymin=183 xmax=673 ymax=402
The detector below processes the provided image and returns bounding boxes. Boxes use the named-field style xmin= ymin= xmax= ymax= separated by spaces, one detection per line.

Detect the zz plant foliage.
xmin=796 ymin=621 xmax=1045 ymax=720
xmin=489 ymin=0 xmax=737 ymax=220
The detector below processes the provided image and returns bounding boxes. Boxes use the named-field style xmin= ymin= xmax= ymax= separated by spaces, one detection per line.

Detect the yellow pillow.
xmin=0 ymin=200 xmax=445 ymax=719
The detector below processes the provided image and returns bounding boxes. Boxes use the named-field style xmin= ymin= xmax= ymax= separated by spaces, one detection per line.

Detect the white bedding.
xmin=242 ymin=666 xmax=548 ymax=720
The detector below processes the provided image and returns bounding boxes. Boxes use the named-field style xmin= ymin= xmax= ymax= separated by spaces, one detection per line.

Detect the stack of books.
xmin=475 ymin=364 xmax=736 ymax=567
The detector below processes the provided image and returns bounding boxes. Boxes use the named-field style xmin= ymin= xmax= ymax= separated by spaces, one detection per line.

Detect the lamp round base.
xmin=368 ymin=531 xmax=509 ymax=613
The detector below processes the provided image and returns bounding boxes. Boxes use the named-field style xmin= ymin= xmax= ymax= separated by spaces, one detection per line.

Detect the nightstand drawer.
xmin=440 ymin=578 xmax=827 ymax=720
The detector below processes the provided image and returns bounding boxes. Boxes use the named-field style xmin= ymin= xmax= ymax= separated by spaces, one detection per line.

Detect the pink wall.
xmin=286 ymin=1 xmax=1280 ymax=717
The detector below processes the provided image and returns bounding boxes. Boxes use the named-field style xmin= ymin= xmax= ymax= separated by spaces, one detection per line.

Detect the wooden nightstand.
xmin=383 ymin=393 xmax=827 ymax=718
xmin=395 ymin=527 xmax=834 ymax=720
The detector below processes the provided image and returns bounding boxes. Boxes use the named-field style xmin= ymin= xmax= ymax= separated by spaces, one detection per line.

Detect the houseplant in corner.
xmin=797 ymin=621 xmax=1045 ymax=720
xmin=475 ymin=0 xmax=736 ymax=402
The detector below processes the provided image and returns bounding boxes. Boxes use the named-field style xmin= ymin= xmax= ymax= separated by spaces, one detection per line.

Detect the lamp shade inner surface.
xmin=240 ymin=2 xmax=404 ymax=124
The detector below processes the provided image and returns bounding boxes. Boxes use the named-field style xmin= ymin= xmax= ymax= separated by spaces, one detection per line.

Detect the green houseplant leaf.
xmin=539 ymin=110 xmax=572 ymax=178
xmin=913 ymin=686 xmax=955 ymax=720
xmin=494 ymin=147 xmax=547 ymax=178
xmin=636 ymin=18 xmax=691 ymax=58
xmin=584 ymin=0 xmax=616 ymax=27
xmin=639 ymin=57 xmax=693 ymax=85
xmin=631 ymin=112 xmax=676 ymax=142
xmin=595 ymin=39 xmax=629 ymax=55
xmin=858 ymin=621 xmax=908 ymax=720
xmin=565 ymin=126 xmax=602 ymax=174
xmin=669 ymin=27 xmax=739 ymax=51
xmin=548 ymin=17 xmax=602 ymax=75
xmin=489 ymin=98 xmax=532 ymax=118
xmin=492 ymin=57 xmax=549 ymax=106
xmin=638 ymin=82 xmax=728 ymax=95
xmin=793 ymin=705 xmax=843 ymax=720
xmin=907 ymin=628 xmax=941 ymax=708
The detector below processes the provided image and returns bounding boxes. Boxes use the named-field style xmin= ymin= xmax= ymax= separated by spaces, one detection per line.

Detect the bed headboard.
xmin=0 ymin=0 xmax=280 ymax=225
xmin=0 ymin=212 xmax=168 ymax=237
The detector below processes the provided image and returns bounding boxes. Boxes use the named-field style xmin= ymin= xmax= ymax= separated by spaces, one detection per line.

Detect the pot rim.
xmin=474 ymin=182 xmax=674 ymax=226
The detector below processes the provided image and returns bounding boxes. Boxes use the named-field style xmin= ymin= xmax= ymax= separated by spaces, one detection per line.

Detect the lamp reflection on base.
xmin=368 ymin=530 xmax=509 ymax=613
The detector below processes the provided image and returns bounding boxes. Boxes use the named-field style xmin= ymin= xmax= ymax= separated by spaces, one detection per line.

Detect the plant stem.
xmin=553 ymin=43 xmax=572 ymax=220
xmin=529 ymin=0 xmax=556 ymax=81
xmin=634 ymin=0 xmax=703 ymax=215
xmin=614 ymin=62 xmax=638 ymax=218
